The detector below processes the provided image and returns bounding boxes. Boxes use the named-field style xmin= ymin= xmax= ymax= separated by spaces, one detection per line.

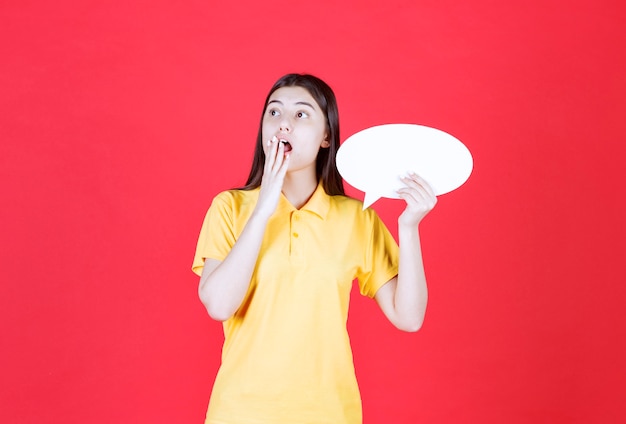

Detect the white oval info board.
xmin=336 ymin=124 xmax=473 ymax=209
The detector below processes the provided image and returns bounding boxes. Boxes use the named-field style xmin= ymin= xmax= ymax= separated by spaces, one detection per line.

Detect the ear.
xmin=321 ymin=135 xmax=330 ymax=148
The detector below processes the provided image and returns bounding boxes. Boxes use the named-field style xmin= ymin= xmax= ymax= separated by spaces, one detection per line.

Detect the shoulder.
xmin=327 ymin=194 xmax=381 ymax=222
xmin=211 ymin=188 xmax=259 ymax=209
xmin=204 ymin=189 xmax=259 ymax=225
xmin=329 ymin=194 xmax=362 ymax=211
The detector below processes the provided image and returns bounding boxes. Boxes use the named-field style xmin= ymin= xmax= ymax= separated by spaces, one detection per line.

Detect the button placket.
xmin=290 ymin=211 xmax=301 ymax=257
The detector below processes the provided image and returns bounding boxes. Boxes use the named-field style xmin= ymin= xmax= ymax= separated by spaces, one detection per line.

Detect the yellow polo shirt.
xmin=192 ymin=183 xmax=399 ymax=424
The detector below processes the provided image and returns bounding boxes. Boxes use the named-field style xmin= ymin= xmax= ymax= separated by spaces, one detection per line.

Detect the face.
xmin=261 ymin=86 xmax=330 ymax=174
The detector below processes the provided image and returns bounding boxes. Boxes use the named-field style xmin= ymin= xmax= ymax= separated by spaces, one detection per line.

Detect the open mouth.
xmin=280 ymin=139 xmax=292 ymax=153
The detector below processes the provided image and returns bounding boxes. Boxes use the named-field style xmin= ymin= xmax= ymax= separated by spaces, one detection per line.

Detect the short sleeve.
xmin=191 ymin=192 xmax=237 ymax=276
xmin=356 ymin=210 xmax=399 ymax=298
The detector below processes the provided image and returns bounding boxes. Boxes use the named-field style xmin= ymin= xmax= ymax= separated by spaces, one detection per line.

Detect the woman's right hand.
xmin=199 ymin=136 xmax=289 ymax=321
xmin=254 ymin=136 xmax=290 ymax=219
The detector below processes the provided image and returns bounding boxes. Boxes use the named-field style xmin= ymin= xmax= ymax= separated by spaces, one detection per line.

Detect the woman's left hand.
xmin=396 ymin=172 xmax=437 ymax=227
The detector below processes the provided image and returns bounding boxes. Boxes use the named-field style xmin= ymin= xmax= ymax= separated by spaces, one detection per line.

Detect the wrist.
xmin=398 ymin=216 xmax=421 ymax=230
xmin=397 ymin=221 xmax=420 ymax=239
xmin=250 ymin=208 xmax=273 ymax=223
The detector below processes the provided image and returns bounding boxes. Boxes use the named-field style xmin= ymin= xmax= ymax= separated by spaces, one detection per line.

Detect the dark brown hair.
xmin=239 ymin=73 xmax=344 ymax=195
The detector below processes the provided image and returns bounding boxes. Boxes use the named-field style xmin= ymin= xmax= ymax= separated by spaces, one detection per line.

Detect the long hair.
xmin=239 ymin=74 xmax=344 ymax=196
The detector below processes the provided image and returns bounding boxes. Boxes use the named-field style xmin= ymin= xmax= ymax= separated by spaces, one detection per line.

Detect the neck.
xmin=282 ymin=170 xmax=319 ymax=209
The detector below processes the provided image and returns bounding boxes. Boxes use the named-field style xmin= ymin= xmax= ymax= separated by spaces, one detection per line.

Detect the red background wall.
xmin=1 ymin=1 xmax=625 ymax=423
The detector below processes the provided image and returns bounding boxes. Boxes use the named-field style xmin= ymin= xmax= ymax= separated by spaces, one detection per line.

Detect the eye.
xmin=269 ymin=109 xmax=280 ymax=117
xmin=296 ymin=111 xmax=309 ymax=119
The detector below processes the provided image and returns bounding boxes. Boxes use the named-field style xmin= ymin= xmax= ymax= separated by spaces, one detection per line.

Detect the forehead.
xmin=268 ymin=86 xmax=321 ymax=110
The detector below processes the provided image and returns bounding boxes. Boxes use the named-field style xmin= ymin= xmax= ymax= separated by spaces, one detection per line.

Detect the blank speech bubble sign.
xmin=337 ymin=124 xmax=473 ymax=209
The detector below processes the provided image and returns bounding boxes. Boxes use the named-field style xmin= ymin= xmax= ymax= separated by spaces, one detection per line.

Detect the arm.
xmin=375 ymin=173 xmax=437 ymax=332
xmin=198 ymin=137 xmax=289 ymax=321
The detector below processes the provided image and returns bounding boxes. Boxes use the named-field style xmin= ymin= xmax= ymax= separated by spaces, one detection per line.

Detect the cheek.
xmin=261 ymin=120 xmax=274 ymax=141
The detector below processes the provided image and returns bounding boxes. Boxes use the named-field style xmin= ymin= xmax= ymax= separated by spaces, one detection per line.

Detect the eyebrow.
xmin=268 ymin=100 xmax=317 ymax=109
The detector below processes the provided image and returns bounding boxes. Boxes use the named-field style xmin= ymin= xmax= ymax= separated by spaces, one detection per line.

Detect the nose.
xmin=279 ymin=116 xmax=291 ymax=132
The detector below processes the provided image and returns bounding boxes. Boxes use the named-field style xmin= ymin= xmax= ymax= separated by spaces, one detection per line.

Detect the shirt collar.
xmin=300 ymin=182 xmax=331 ymax=220
xmin=274 ymin=182 xmax=331 ymax=219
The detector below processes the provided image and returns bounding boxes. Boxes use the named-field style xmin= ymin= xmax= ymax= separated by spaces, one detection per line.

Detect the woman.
xmin=192 ymin=73 xmax=436 ymax=423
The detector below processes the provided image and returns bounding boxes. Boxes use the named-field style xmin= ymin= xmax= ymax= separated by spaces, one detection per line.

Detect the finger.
xmin=396 ymin=187 xmax=424 ymax=206
xmin=399 ymin=175 xmax=429 ymax=199
xmin=270 ymin=141 xmax=286 ymax=175
xmin=400 ymin=175 xmax=437 ymax=204
xmin=397 ymin=182 xmax=437 ymax=207
xmin=276 ymin=152 xmax=290 ymax=178
xmin=408 ymin=172 xmax=437 ymax=198
xmin=399 ymin=174 xmax=419 ymax=190
xmin=265 ymin=136 xmax=280 ymax=172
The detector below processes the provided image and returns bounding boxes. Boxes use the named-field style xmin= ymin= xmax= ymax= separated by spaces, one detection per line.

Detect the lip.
xmin=276 ymin=134 xmax=292 ymax=144
xmin=276 ymin=134 xmax=293 ymax=152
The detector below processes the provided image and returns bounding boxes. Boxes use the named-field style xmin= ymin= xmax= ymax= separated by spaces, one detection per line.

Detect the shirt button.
xmin=293 ymin=232 xmax=299 ymax=238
